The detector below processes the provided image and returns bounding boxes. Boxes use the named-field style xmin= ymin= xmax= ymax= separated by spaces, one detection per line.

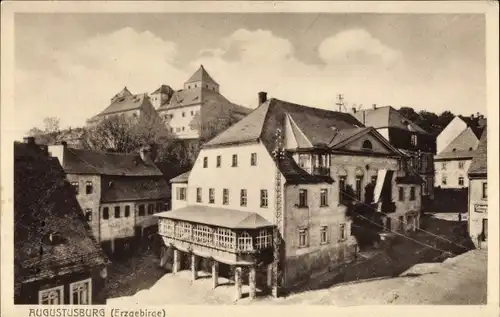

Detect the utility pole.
xmin=272 ymin=128 xmax=285 ymax=298
xmin=336 ymin=94 xmax=345 ymax=112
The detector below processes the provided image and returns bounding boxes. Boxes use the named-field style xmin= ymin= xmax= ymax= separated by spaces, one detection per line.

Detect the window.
xmin=240 ymin=189 xmax=247 ymax=207
xmin=442 ymin=176 xmax=447 ymax=185
xmin=102 ymin=207 xmax=109 ymax=220
xmin=125 ymin=205 xmax=131 ymax=217
xmin=176 ymin=187 xmax=186 ymax=201
xmin=458 ymin=161 xmax=465 ymax=169
xmin=298 ymin=154 xmax=311 ymax=169
xmin=298 ymin=228 xmax=308 ymax=247
xmin=355 ymin=176 xmax=363 ymax=201
xmin=362 ymin=140 xmax=373 ymax=150
xmin=371 ymin=175 xmax=377 ymax=183
xmin=398 ymin=187 xmax=405 ymax=201
xmin=182 ymin=112 xmax=185 ymax=117
xmin=182 ymin=127 xmax=185 ymax=131
xmin=232 ymin=154 xmax=238 ymax=167
xmin=85 ymin=181 xmax=93 ymax=194
xmin=203 ymin=157 xmax=208 ymax=168
xmin=298 ymin=189 xmax=308 ymax=207
xmin=114 ymin=206 xmax=121 ymax=218
xmin=237 ymin=232 xmax=253 ymax=251
xmin=482 ymin=219 xmax=488 ymax=241
xmin=458 ymin=177 xmax=464 ymax=186
xmin=441 ymin=162 xmax=447 ymax=170
xmin=411 ymin=134 xmax=418 ymax=146
xmin=175 ymin=222 xmax=192 ymax=240
xmin=339 ymin=176 xmax=346 ymax=201
xmin=148 ymin=204 xmax=154 ymax=215
xmin=320 ymin=189 xmax=328 ymax=207
xmin=260 ymin=189 xmax=268 ymax=208
xmin=223 ymin=188 xmax=229 ymax=205
xmin=339 ymin=224 xmax=346 ymax=241
xmin=399 ymin=216 xmax=405 ymax=231
xmin=256 ymin=230 xmax=271 ymax=249
xmin=155 ymin=203 xmax=162 ymax=213
xmin=196 ymin=188 xmax=202 ymax=203
xmin=320 ymin=226 xmax=329 ymax=244
xmin=85 ymin=209 xmax=92 ymax=221
xmin=69 ymin=278 xmax=92 ymax=305
xmin=209 ymin=188 xmax=215 ymax=204
xmin=251 ymin=153 xmax=257 ymax=166
xmin=138 ymin=204 xmax=145 ymax=216
xmin=39 ymin=286 xmax=64 ymax=305
xmin=410 ymin=187 xmax=416 ymax=201
xmin=193 ymin=224 xmax=213 ymax=245
xmin=482 ymin=182 xmax=487 ymax=199
xmin=191 ymin=110 xmax=194 ymax=116
xmin=216 ymin=155 xmax=221 ymax=168
xmin=71 ymin=181 xmax=79 ymax=194
xmin=214 ymin=228 xmax=236 ymax=250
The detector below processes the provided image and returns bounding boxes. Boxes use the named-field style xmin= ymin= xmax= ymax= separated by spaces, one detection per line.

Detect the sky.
xmin=14 ymin=13 xmax=486 ymax=138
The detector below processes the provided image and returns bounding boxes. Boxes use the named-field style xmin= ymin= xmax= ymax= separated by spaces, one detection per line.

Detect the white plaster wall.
xmin=165 ymin=105 xmax=201 ymax=139
xmin=434 ymin=159 xmax=472 ymax=188
xmin=187 ymin=141 xmax=278 ymax=223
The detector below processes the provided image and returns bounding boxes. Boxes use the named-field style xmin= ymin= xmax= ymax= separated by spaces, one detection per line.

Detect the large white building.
xmin=156 ymin=93 xmax=422 ymax=300
xmin=155 ymin=65 xmax=252 ymax=140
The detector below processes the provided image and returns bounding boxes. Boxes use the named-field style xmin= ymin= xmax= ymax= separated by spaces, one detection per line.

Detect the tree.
xmin=43 ymin=117 xmax=60 ymax=133
xmin=83 ymin=114 xmax=173 ymax=155
xmin=399 ymin=107 xmax=419 ymax=123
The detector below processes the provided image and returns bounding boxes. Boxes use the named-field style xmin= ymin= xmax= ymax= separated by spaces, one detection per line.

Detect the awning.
xmin=155 ymin=205 xmax=274 ymax=229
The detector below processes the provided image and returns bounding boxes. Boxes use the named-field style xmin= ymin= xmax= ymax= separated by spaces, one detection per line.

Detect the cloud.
xmin=15 ymin=27 xmax=189 ymax=136
xmin=319 ymin=29 xmax=403 ymax=66
xmin=14 ymin=26 xmax=482 ymax=140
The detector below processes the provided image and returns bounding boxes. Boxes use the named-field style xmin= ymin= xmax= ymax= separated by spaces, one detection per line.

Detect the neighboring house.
xmin=14 ymin=137 xmax=109 ymax=305
xmin=47 ymin=143 xmax=170 ymax=256
xmin=437 ymin=114 xmax=486 ymax=154
xmin=351 ymin=105 xmax=436 ymax=209
xmin=87 ymin=87 xmax=159 ymax=125
xmin=434 ymin=127 xmax=480 ymax=189
xmin=468 ymin=129 xmax=488 ymax=249
xmin=156 ymin=65 xmax=252 ymax=140
xmin=157 ymin=93 xmax=421 ymax=300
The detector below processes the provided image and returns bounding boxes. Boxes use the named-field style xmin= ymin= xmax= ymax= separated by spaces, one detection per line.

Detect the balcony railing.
xmin=302 ymin=166 xmax=331 ymax=177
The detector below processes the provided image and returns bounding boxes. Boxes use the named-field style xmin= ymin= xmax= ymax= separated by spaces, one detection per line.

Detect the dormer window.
xmin=85 ymin=181 xmax=93 ymax=195
xmin=362 ymin=140 xmax=373 ymax=150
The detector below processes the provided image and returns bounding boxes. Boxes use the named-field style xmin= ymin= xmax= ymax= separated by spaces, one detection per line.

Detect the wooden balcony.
xmin=155 ymin=205 xmax=275 ymax=266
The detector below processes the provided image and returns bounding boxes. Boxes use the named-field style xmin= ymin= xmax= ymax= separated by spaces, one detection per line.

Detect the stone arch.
xmin=337 ymin=166 xmax=348 ymax=177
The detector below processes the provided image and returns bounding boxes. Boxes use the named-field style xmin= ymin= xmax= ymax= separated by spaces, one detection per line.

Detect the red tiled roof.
xmin=468 ymin=129 xmax=487 ymax=176
xmin=156 ymin=205 xmax=273 ymax=229
xmin=185 ymin=65 xmax=219 ymax=86
xmin=101 ymin=177 xmax=170 ymax=203
xmin=14 ymin=142 xmax=108 ymax=285
xmin=62 ymin=147 xmax=163 ymax=176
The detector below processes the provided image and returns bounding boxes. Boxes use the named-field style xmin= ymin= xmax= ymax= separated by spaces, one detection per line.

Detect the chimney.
xmin=139 ymin=145 xmax=155 ymax=165
xmin=258 ymin=91 xmax=268 ymax=106
xmin=23 ymin=136 xmax=35 ymax=145
xmin=470 ymin=113 xmax=475 ymax=119
xmin=48 ymin=142 xmax=67 ymax=167
xmin=351 ymin=107 xmax=357 ymax=114
xmin=372 ymin=104 xmax=377 ymax=110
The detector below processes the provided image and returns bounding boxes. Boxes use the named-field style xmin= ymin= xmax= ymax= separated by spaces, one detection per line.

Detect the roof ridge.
xmin=71 ymin=147 xmax=140 ymax=157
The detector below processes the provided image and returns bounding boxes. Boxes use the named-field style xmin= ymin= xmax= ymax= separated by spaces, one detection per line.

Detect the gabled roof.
xmin=458 ymin=115 xmax=487 ymax=139
xmin=185 ymin=65 xmax=219 ymax=86
xmin=203 ymin=98 xmax=400 ymax=184
xmin=435 ymin=127 xmax=479 ymax=160
xmin=468 ymin=129 xmax=487 ymax=176
xmin=352 ymin=106 xmax=429 ymax=134
xmin=155 ymin=205 xmax=273 ymax=229
xmin=60 ymin=147 xmax=163 ymax=176
xmin=94 ymin=93 xmax=151 ymax=117
xmin=14 ymin=142 xmax=108 ymax=285
xmin=170 ymin=171 xmax=190 ymax=183
xmin=101 ymin=177 xmax=169 ymax=203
